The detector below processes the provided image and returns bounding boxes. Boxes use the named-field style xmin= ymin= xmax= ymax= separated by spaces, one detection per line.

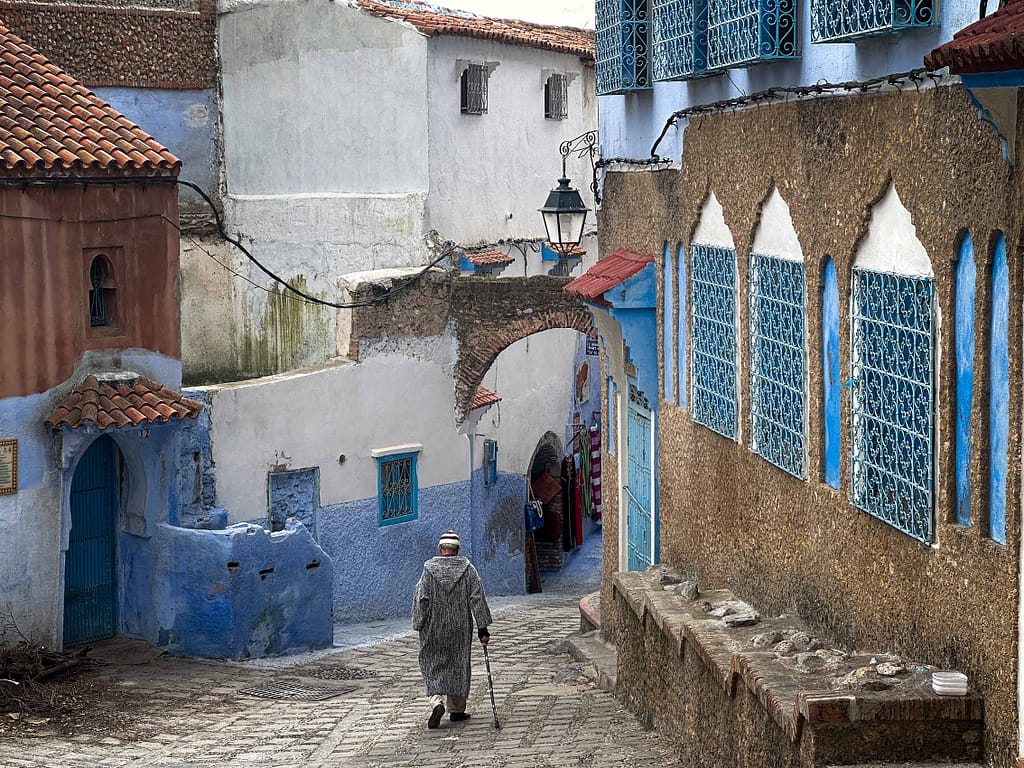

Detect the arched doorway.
xmin=64 ymin=435 xmax=120 ymax=646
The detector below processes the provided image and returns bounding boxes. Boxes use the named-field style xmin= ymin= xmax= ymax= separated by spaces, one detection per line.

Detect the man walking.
xmin=412 ymin=530 xmax=493 ymax=729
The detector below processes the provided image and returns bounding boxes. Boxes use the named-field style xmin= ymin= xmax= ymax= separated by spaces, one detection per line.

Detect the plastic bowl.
xmin=932 ymin=672 xmax=967 ymax=686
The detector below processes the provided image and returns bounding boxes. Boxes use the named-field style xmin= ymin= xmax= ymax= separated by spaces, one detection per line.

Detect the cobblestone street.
xmin=0 ymin=596 xmax=674 ymax=768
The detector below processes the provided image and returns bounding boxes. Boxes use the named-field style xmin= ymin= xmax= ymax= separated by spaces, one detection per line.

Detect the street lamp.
xmin=539 ymin=131 xmax=598 ymax=258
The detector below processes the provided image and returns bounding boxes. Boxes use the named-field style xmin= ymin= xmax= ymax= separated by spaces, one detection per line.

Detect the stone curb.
xmin=565 ymin=629 xmax=617 ymax=693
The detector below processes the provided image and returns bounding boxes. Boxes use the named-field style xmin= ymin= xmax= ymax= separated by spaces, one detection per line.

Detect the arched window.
xmin=989 ymin=232 xmax=1008 ymax=545
xmin=954 ymin=232 xmax=976 ymax=527
xmin=822 ymin=258 xmax=841 ymax=488
xmin=850 ymin=185 xmax=935 ymax=543
xmin=748 ymin=189 xmax=807 ymax=478
xmin=89 ymin=255 xmax=115 ymax=328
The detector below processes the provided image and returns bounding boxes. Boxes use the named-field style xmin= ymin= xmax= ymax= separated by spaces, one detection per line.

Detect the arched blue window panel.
xmin=707 ymin=0 xmax=797 ymax=70
xmin=989 ymin=233 xmax=1009 ymax=545
xmin=652 ymin=0 xmax=709 ymax=80
xmin=954 ymin=233 xmax=976 ymax=527
xmin=663 ymin=243 xmax=675 ymax=401
xmin=822 ymin=259 xmax=841 ymax=488
xmin=810 ymin=0 xmax=936 ymax=43
xmin=596 ymin=0 xmax=652 ymax=94
xmin=749 ymin=254 xmax=806 ymax=478
xmin=850 ymin=268 xmax=935 ymax=543
xmin=677 ymin=243 xmax=688 ymax=409
xmin=690 ymin=244 xmax=737 ymax=438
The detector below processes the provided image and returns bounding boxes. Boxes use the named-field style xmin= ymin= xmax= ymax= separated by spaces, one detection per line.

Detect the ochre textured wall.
xmin=0 ymin=181 xmax=181 ymax=398
xmin=598 ymin=84 xmax=1022 ymax=766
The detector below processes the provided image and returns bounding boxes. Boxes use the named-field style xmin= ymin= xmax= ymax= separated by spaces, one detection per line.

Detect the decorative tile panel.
xmin=597 ymin=0 xmax=652 ymax=94
xmin=690 ymin=244 xmax=737 ymax=439
xmin=851 ymin=268 xmax=934 ymax=543
xmin=811 ymin=0 xmax=936 ymax=42
xmin=707 ymin=0 xmax=797 ymax=70
xmin=749 ymin=254 xmax=806 ymax=478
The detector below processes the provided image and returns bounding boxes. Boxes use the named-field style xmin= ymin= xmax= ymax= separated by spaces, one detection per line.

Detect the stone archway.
xmin=451 ymin=276 xmax=592 ymax=421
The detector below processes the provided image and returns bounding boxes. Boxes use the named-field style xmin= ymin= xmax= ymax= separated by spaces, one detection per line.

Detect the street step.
xmin=566 ymin=629 xmax=617 ymax=693
xmin=579 ymin=590 xmax=601 ymax=632
xmin=826 ymin=764 xmax=986 ymax=767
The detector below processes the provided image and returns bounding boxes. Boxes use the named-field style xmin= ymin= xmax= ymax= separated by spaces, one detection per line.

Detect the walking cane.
xmin=481 ymin=641 xmax=501 ymax=729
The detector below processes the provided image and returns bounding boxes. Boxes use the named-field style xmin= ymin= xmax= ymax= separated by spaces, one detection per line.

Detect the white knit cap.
xmin=438 ymin=530 xmax=461 ymax=549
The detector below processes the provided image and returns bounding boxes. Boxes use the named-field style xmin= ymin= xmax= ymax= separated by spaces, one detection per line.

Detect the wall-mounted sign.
xmin=586 ymin=338 xmax=599 ymax=356
xmin=0 ymin=439 xmax=17 ymax=495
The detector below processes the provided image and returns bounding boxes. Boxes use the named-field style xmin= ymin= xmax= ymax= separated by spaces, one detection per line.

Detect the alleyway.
xmin=0 ymin=593 xmax=674 ymax=768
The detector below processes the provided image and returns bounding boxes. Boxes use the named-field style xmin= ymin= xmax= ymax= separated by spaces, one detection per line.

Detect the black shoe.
xmin=427 ymin=703 xmax=445 ymax=729
xmin=450 ymin=712 xmax=471 ymax=722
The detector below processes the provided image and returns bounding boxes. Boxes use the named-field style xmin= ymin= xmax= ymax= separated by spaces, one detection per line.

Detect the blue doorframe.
xmin=64 ymin=435 xmax=119 ymax=646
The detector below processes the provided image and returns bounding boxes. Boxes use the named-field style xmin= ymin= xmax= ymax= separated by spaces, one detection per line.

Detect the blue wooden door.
xmin=625 ymin=380 xmax=653 ymax=571
xmin=63 ymin=436 xmax=118 ymax=646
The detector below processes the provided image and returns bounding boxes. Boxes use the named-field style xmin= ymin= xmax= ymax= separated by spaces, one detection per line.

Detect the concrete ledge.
xmin=612 ymin=568 xmax=984 ymax=766
xmin=579 ymin=590 xmax=601 ymax=632
xmin=566 ymin=630 xmax=616 ymax=693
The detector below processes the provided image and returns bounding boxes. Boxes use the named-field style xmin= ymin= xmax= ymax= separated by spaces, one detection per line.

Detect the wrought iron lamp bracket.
xmin=559 ymin=130 xmax=601 ymax=204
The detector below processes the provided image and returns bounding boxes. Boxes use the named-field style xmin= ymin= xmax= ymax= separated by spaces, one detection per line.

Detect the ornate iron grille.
xmin=690 ymin=244 xmax=737 ymax=439
xmin=596 ymin=0 xmax=652 ymax=94
xmin=461 ymin=64 xmax=488 ymax=115
xmin=652 ymin=0 xmax=709 ymax=80
xmin=545 ymin=74 xmax=568 ymax=119
xmin=749 ymin=254 xmax=806 ymax=478
xmin=707 ymin=0 xmax=797 ymax=70
xmin=811 ymin=0 xmax=935 ymax=42
xmin=378 ymin=454 xmax=417 ymax=524
xmin=851 ymin=268 xmax=934 ymax=543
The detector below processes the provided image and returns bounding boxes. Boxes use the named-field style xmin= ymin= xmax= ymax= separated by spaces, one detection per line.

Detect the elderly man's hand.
xmin=480 ymin=634 xmax=490 ymax=646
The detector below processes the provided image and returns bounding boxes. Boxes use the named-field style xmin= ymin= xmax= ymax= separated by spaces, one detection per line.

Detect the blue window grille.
xmin=749 ymin=254 xmax=806 ymax=478
xmin=707 ymin=0 xmax=798 ymax=71
xmin=377 ymin=453 xmax=418 ymax=525
xmin=483 ymin=439 xmax=498 ymax=486
xmin=850 ymin=268 xmax=934 ymax=543
xmin=652 ymin=0 xmax=709 ymax=80
xmin=811 ymin=0 xmax=935 ymax=43
xmin=690 ymin=244 xmax=738 ymax=439
xmin=596 ymin=0 xmax=652 ymax=94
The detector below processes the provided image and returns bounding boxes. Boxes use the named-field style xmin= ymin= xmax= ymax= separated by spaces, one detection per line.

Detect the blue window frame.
xmin=690 ymin=244 xmax=738 ymax=439
xmin=596 ymin=0 xmax=652 ymax=94
xmin=483 ymin=439 xmax=498 ymax=486
xmin=377 ymin=453 xmax=418 ymax=525
xmin=663 ymin=243 xmax=675 ymax=401
xmin=652 ymin=0 xmax=709 ymax=80
xmin=989 ymin=233 xmax=1009 ymax=545
xmin=749 ymin=254 xmax=806 ymax=478
xmin=850 ymin=268 xmax=934 ymax=543
xmin=707 ymin=0 xmax=798 ymax=71
xmin=811 ymin=0 xmax=936 ymax=43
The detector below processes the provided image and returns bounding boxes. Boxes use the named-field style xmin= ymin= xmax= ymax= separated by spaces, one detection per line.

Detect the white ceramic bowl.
xmin=932 ymin=672 xmax=968 ymax=686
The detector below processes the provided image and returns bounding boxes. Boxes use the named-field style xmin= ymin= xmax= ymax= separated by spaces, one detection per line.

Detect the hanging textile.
xmin=580 ymin=432 xmax=593 ymax=519
xmin=561 ymin=456 xmax=576 ymax=551
xmin=590 ymin=423 xmax=602 ymax=522
xmin=572 ymin=453 xmax=584 ymax=546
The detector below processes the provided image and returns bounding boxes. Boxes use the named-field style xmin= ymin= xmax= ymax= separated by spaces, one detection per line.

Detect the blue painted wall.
xmin=677 ymin=242 xmax=688 ymax=409
xmin=955 ymin=233 xmax=976 ymax=527
xmin=608 ymin=377 xmax=617 ymax=454
xmin=470 ymin=468 xmax=527 ymax=597
xmin=269 ymin=467 xmax=320 ymax=535
xmin=663 ymin=242 xmax=675 ymax=402
xmin=121 ymin=520 xmax=333 ymax=658
xmin=822 ymin=258 xmax=841 ymax=489
xmin=92 ymin=88 xmax=217 ymax=208
xmin=989 ymin=233 xmax=1009 ymax=544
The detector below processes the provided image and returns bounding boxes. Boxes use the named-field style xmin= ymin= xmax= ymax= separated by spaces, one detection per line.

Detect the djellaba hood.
xmin=423 ymin=556 xmax=471 ymax=592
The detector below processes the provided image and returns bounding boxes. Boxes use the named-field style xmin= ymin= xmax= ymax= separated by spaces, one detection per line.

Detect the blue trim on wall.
xmin=663 ymin=243 xmax=675 ymax=402
xmin=955 ymin=232 xmax=976 ymax=528
xmin=822 ymin=258 xmax=841 ymax=489
xmin=989 ymin=233 xmax=1009 ymax=545
xmin=962 ymin=70 xmax=1024 ymax=89
xmin=608 ymin=377 xmax=617 ymax=455
xmin=677 ymin=242 xmax=688 ymax=409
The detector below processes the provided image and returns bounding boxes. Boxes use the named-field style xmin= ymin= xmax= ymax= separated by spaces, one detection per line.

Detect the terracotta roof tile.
xmin=925 ymin=0 xmax=1024 ymax=73
xmin=547 ymin=242 xmax=587 ymax=258
xmin=354 ymin=0 xmax=594 ymax=60
xmin=564 ymin=248 xmax=654 ymax=303
xmin=471 ymin=385 xmax=501 ymax=410
xmin=47 ymin=375 xmax=202 ymax=429
xmin=465 ymin=249 xmax=515 ymax=267
xmin=0 ymin=20 xmax=180 ymax=176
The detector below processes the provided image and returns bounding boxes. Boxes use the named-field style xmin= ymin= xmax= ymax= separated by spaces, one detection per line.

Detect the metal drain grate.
xmin=239 ymin=680 xmax=357 ymax=701
xmin=306 ymin=666 xmax=378 ymax=681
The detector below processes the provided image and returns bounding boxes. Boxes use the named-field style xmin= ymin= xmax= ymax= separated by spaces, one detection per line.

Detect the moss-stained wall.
xmin=598 ymin=84 xmax=1022 ymax=766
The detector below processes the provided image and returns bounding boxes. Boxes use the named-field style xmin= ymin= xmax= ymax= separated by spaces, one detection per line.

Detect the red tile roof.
xmin=471 ymin=385 xmax=501 ymax=410
xmin=0 ymin=21 xmax=180 ymax=176
xmin=925 ymin=0 xmax=1024 ymax=73
xmin=354 ymin=0 xmax=595 ymax=60
xmin=465 ymin=249 xmax=515 ymax=267
xmin=47 ymin=375 xmax=202 ymax=429
xmin=547 ymin=242 xmax=587 ymax=258
xmin=564 ymin=248 xmax=654 ymax=303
